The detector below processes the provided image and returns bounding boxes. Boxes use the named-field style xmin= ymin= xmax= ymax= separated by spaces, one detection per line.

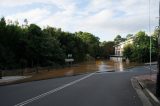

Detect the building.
xmin=110 ymin=36 xmax=134 ymax=62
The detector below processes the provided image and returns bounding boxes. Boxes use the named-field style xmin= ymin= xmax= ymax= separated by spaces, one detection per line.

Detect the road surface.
xmin=0 ymin=65 xmax=156 ymax=106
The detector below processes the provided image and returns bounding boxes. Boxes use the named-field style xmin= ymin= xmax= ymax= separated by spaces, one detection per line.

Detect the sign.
xmin=65 ymin=59 xmax=74 ymax=62
xmin=68 ymin=54 xmax=72 ymax=58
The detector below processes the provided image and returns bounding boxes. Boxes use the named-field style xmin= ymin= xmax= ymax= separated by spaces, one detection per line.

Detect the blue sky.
xmin=0 ymin=0 xmax=159 ymax=41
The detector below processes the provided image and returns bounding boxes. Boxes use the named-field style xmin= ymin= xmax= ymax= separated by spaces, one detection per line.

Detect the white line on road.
xmin=14 ymin=73 xmax=94 ymax=106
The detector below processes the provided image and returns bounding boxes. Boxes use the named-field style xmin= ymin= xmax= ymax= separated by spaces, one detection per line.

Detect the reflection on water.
xmin=96 ymin=60 xmax=126 ymax=72
xmin=97 ymin=61 xmax=114 ymax=72
xmin=114 ymin=62 xmax=124 ymax=72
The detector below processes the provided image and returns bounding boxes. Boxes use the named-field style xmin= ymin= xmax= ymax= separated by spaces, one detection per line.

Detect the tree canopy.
xmin=123 ymin=31 xmax=157 ymax=62
xmin=114 ymin=35 xmax=126 ymax=45
xmin=0 ymin=17 xmax=103 ymax=69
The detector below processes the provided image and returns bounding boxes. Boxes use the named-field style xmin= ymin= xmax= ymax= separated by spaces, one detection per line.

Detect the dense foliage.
xmin=99 ymin=41 xmax=115 ymax=59
xmin=114 ymin=35 xmax=126 ymax=45
xmin=123 ymin=31 xmax=158 ymax=62
xmin=0 ymin=17 xmax=105 ymax=69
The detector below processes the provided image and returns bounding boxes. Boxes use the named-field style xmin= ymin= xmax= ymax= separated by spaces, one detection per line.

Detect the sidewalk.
xmin=0 ymin=76 xmax=30 ymax=85
xmin=145 ymin=62 xmax=157 ymax=65
xmin=133 ymin=74 xmax=160 ymax=106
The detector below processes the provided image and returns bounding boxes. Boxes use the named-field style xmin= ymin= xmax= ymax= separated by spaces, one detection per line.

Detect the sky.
xmin=0 ymin=0 xmax=159 ymax=41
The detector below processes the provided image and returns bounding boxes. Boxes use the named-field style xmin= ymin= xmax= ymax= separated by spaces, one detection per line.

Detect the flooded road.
xmin=64 ymin=60 xmax=139 ymax=76
xmin=28 ymin=60 xmax=141 ymax=81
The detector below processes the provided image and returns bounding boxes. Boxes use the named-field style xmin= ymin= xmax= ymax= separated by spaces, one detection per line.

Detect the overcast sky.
xmin=0 ymin=0 xmax=159 ymax=41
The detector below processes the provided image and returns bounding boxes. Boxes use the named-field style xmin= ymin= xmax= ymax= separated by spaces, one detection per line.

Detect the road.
xmin=0 ymin=65 xmax=156 ymax=106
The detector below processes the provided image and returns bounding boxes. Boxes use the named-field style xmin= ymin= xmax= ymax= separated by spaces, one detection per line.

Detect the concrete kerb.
xmin=131 ymin=77 xmax=160 ymax=106
xmin=138 ymin=80 xmax=160 ymax=106
xmin=0 ymin=76 xmax=31 ymax=86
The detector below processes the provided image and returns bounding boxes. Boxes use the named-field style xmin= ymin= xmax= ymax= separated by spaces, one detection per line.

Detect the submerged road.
xmin=0 ymin=65 xmax=156 ymax=106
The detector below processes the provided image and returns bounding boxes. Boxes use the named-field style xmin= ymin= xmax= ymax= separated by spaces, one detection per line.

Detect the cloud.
xmin=0 ymin=0 xmax=74 ymax=7
xmin=6 ymin=8 xmax=50 ymax=24
xmin=1 ymin=0 xmax=159 ymax=41
xmin=0 ymin=0 xmax=39 ymax=7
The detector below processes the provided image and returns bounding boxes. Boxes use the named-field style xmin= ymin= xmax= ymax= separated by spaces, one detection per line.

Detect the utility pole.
xmin=149 ymin=0 xmax=152 ymax=78
xmin=156 ymin=0 xmax=160 ymax=97
xmin=0 ymin=70 xmax=2 ymax=79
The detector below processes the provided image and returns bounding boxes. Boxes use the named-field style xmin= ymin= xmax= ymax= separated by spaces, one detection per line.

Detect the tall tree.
xmin=100 ymin=41 xmax=115 ymax=59
xmin=123 ymin=44 xmax=134 ymax=60
xmin=76 ymin=31 xmax=100 ymax=58
xmin=126 ymin=34 xmax=133 ymax=39
xmin=114 ymin=35 xmax=125 ymax=45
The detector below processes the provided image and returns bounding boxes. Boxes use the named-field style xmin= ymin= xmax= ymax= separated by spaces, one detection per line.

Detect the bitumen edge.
xmin=132 ymin=77 xmax=160 ymax=106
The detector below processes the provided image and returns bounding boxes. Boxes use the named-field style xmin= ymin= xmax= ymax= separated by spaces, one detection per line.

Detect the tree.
xmin=0 ymin=17 xmax=6 ymax=28
xmin=76 ymin=31 xmax=100 ymax=58
xmin=0 ymin=17 xmax=105 ymax=73
xmin=122 ymin=31 xmax=157 ymax=63
xmin=123 ymin=44 xmax=134 ymax=60
xmin=27 ymin=24 xmax=42 ymax=68
xmin=42 ymin=27 xmax=65 ymax=65
xmin=133 ymin=31 xmax=150 ymax=62
xmin=100 ymin=41 xmax=115 ymax=59
xmin=114 ymin=35 xmax=126 ymax=45
xmin=24 ymin=19 xmax=28 ymax=26
xmin=0 ymin=17 xmax=6 ymax=70
xmin=152 ymin=29 xmax=159 ymax=61
xmin=126 ymin=34 xmax=133 ymax=39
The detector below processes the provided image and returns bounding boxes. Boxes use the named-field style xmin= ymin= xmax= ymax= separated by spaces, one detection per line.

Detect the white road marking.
xmin=14 ymin=73 xmax=94 ymax=106
xmin=144 ymin=66 xmax=157 ymax=72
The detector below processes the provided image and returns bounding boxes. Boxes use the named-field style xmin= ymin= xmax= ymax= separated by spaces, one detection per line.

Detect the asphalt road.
xmin=0 ymin=65 xmax=156 ymax=106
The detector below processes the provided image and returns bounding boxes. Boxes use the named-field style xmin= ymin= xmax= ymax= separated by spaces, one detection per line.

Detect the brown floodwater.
xmin=63 ymin=60 xmax=140 ymax=76
xmin=2 ymin=60 xmax=142 ymax=84
xmin=24 ymin=60 xmax=142 ymax=81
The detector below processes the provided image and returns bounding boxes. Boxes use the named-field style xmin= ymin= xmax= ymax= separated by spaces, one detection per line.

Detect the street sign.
xmin=68 ymin=54 xmax=72 ymax=58
xmin=65 ymin=59 xmax=74 ymax=62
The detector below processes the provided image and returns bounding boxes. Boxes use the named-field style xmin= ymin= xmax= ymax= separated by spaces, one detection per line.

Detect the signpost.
xmin=68 ymin=54 xmax=72 ymax=58
xmin=65 ymin=54 xmax=74 ymax=66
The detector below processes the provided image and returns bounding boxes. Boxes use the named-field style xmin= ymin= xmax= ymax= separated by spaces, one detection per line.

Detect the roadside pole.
xmin=149 ymin=0 xmax=152 ymax=79
xmin=156 ymin=0 xmax=160 ymax=97
xmin=0 ymin=70 xmax=2 ymax=79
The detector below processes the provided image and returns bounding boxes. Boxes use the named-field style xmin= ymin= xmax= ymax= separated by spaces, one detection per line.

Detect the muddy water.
xmin=64 ymin=60 xmax=133 ymax=76
xmin=28 ymin=60 xmax=140 ymax=80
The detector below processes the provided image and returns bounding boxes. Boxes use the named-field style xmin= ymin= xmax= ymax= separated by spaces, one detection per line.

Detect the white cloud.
xmin=0 ymin=0 xmax=39 ymax=7
xmin=6 ymin=8 xmax=50 ymax=24
xmin=0 ymin=0 xmax=74 ymax=7
xmin=1 ymin=0 xmax=159 ymax=41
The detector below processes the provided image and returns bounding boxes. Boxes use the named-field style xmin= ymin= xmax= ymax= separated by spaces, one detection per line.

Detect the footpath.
xmin=132 ymin=65 xmax=160 ymax=106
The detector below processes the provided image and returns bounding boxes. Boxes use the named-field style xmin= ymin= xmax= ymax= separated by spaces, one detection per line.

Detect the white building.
xmin=110 ymin=37 xmax=134 ymax=62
